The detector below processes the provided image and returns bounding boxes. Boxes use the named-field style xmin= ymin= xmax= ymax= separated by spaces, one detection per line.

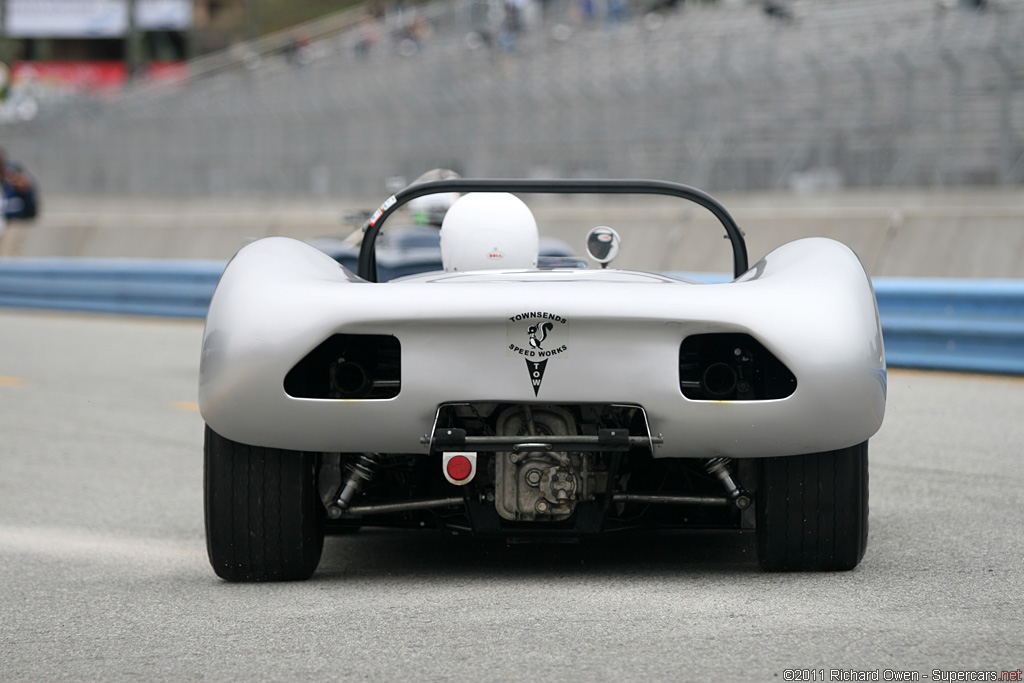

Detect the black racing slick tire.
xmin=755 ymin=441 xmax=869 ymax=572
xmin=204 ymin=425 xmax=324 ymax=582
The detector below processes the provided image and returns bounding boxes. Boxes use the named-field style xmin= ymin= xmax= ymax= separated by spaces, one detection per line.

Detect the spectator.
xmin=500 ymin=0 xmax=525 ymax=51
xmin=763 ymin=0 xmax=794 ymax=22
xmin=354 ymin=15 xmax=381 ymax=59
xmin=606 ymin=0 xmax=630 ymax=31
xmin=0 ymin=183 xmax=5 ymax=252
xmin=367 ymin=0 xmax=386 ymax=21
xmin=394 ymin=11 xmax=433 ymax=57
xmin=0 ymin=148 xmax=39 ymax=257
xmin=579 ymin=0 xmax=597 ymax=22
xmin=284 ymin=31 xmax=312 ymax=67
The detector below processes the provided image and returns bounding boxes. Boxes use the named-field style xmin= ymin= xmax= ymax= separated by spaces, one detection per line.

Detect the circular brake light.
xmin=446 ymin=455 xmax=473 ymax=481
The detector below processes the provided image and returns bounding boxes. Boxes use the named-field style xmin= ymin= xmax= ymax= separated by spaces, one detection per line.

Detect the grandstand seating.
xmin=6 ymin=0 xmax=1022 ymax=196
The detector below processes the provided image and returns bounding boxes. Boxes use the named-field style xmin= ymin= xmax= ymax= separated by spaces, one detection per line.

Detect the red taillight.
xmin=442 ymin=452 xmax=477 ymax=485
xmin=446 ymin=455 xmax=473 ymax=481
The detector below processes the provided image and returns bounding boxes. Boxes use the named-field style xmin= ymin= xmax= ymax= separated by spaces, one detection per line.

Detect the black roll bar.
xmin=356 ymin=179 xmax=748 ymax=281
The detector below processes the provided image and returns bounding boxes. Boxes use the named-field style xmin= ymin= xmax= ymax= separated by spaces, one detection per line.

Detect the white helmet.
xmin=406 ymin=168 xmax=461 ymax=226
xmin=440 ymin=193 xmax=539 ymax=272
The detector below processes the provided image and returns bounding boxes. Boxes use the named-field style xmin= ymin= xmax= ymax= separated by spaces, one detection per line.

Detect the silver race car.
xmin=199 ymin=179 xmax=886 ymax=580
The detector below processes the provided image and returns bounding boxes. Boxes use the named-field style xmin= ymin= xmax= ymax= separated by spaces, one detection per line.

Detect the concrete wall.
xmin=13 ymin=188 xmax=1024 ymax=278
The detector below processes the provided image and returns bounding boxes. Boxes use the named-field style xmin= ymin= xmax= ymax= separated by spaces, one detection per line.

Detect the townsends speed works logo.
xmin=507 ymin=311 xmax=570 ymax=396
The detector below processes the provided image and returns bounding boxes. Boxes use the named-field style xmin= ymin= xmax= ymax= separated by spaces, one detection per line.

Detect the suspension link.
xmin=705 ymin=457 xmax=752 ymax=510
xmin=327 ymin=453 xmax=381 ymax=519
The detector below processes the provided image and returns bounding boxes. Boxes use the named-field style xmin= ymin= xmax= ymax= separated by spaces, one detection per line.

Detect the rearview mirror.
xmin=585 ymin=226 xmax=621 ymax=268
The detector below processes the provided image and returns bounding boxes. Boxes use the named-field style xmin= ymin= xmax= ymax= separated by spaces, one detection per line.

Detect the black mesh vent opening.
xmin=285 ymin=334 xmax=401 ymax=399
xmin=679 ymin=333 xmax=796 ymax=401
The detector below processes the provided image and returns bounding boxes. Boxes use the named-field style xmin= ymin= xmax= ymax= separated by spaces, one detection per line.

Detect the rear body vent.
xmin=679 ymin=333 xmax=796 ymax=401
xmin=285 ymin=334 xmax=401 ymax=399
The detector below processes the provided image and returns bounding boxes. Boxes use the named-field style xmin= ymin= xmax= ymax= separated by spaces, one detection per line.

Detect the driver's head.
xmin=440 ymin=193 xmax=539 ymax=272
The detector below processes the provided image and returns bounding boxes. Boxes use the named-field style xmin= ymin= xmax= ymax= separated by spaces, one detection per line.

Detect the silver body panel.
xmin=199 ymin=236 xmax=885 ymax=458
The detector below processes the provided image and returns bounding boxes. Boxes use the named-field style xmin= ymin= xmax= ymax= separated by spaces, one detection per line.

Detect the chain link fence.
xmin=5 ymin=0 xmax=1024 ymax=198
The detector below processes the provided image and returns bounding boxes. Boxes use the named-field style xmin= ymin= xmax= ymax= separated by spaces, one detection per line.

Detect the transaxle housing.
xmin=493 ymin=405 xmax=591 ymax=521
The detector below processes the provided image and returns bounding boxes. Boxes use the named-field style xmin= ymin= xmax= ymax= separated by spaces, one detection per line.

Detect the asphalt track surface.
xmin=1 ymin=310 xmax=1022 ymax=682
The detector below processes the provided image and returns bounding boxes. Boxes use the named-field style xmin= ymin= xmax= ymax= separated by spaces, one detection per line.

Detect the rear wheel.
xmin=204 ymin=425 xmax=324 ymax=581
xmin=756 ymin=441 xmax=869 ymax=571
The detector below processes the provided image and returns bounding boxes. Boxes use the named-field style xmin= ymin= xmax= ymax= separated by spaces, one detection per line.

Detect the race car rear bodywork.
xmin=199 ymin=179 xmax=885 ymax=580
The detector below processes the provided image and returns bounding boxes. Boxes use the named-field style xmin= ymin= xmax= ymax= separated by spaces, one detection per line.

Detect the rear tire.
xmin=204 ymin=425 xmax=324 ymax=581
xmin=756 ymin=441 xmax=869 ymax=571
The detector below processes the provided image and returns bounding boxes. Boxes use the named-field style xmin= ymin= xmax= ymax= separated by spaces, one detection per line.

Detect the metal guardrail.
xmin=0 ymin=258 xmax=223 ymax=319
xmin=874 ymin=278 xmax=1024 ymax=375
xmin=1 ymin=258 xmax=1022 ymax=375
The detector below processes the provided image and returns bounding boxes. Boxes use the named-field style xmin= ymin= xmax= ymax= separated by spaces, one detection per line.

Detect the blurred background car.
xmin=308 ymin=225 xmax=585 ymax=281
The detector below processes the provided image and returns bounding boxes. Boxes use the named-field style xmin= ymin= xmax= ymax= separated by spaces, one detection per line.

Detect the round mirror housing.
xmin=585 ymin=226 xmax=621 ymax=267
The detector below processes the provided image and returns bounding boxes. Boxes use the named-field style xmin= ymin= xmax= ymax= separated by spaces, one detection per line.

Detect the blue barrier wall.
xmin=873 ymin=278 xmax=1024 ymax=375
xmin=0 ymin=258 xmax=223 ymax=319
xmin=2 ymin=258 xmax=1022 ymax=375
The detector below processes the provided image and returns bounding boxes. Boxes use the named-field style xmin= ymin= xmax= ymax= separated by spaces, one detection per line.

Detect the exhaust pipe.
xmin=702 ymin=362 xmax=737 ymax=398
xmin=331 ymin=360 xmax=372 ymax=397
